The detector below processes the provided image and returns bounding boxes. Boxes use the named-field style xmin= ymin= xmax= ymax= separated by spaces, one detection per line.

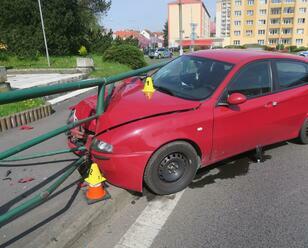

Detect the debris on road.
xmin=18 ymin=177 xmax=35 ymax=183
xmin=6 ymin=169 xmax=12 ymax=177
xmin=19 ymin=125 xmax=34 ymax=130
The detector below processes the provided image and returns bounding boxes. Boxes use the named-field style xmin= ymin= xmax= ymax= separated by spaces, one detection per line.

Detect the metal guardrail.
xmin=0 ymin=61 xmax=168 ymax=226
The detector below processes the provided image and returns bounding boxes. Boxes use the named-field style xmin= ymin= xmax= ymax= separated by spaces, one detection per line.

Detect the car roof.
xmin=191 ymin=49 xmax=307 ymax=65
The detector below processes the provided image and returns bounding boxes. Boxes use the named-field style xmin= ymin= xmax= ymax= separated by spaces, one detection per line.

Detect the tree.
xmin=163 ymin=21 xmax=168 ymax=48
xmin=113 ymin=36 xmax=139 ymax=48
xmin=0 ymin=0 xmax=111 ymax=57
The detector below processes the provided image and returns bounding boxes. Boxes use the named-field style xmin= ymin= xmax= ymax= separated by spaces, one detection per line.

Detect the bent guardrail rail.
xmin=0 ymin=61 xmax=168 ymax=226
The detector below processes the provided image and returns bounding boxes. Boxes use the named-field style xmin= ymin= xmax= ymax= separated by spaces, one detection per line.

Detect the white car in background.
xmin=297 ymin=51 xmax=308 ymax=57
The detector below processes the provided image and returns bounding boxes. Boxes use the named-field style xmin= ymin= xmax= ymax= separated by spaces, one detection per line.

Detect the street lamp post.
xmin=38 ymin=0 xmax=50 ymax=67
xmin=179 ymin=0 xmax=183 ymax=55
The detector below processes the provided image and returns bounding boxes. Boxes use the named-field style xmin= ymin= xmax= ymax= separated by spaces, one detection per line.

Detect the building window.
xmin=235 ymin=0 xmax=242 ymax=5
xmin=299 ymin=8 xmax=306 ymax=13
xmin=247 ymin=0 xmax=254 ymax=5
xmin=246 ymin=30 xmax=253 ymax=36
xmin=259 ymin=9 xmax=267 ymax=15
xmin=234 ymin=40 xmax=241 ymax=45
xmin=234 ymin=30 xmax=241 ymax=36
xmin=258 ymin=19 xmax=266 ymax=24
xmin=269 ymin=28 xmax=280 ymax=35
xmin=271 ymin=8 xmax=281 ymax=15
xmin=246 ymin=20 xmax=254 ymax=25
xmin=260 ymin=0 xmax=267 ymax=3
xmin=269 ymin=39 xmax=278 ymax=44
xmin=298 ymin=18 xmax=305 ymax=24
xmin=300 ymin=0 xmax=307 ymax=2
xmin=282 ymin=28 xmax=292 ymax=34
xmin=258 ymin=40 xmax=265 ymax=45
xmin=271 ymin=0 xmax=281 ymax=3
xmin=247 ymin=10 xmax=254 ymax=16
xmin=284 ymin=7 xmax=294 ymax=14
xmin=258 ymin=29 xmax=265 ymax=35
xmin=234 ymin=20 xmax=241 ymax=25
xmin=283 ymin=18 xmax=293 ymax=24
xmin=281 ymin=39 xmax=291 ymax=45
xmin=297 ymin=29 xmax=304 ymax=34
xmin=296 ymin=39 xmax=303 ymax=45
xmin=234 ymin=11 xmax=242 ymax=16
xmin=271 ymin=18 xmax=281 ymax=24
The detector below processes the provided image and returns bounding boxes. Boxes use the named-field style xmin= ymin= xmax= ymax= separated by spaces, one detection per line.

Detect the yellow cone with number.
xmin=142 ymin=77 xmax=156 ymax=93
xmin=84 ymin=163 xmax=106 ymax=185
xmin=84 ymin=163 xmax=109 ymax=204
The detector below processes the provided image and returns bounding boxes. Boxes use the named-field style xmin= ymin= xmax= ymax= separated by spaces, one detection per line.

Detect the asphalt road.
xmin=73 ymin=140 xmax=308 ymax=248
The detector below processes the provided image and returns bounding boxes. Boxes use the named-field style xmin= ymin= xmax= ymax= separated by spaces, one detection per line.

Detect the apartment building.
xmin=216 ymin=0 xmax=231 ymax=37
xmin=229 ymin=0 xmax=308 ymax=47
xmin=168 ymin=0 xmax=211 ymax=47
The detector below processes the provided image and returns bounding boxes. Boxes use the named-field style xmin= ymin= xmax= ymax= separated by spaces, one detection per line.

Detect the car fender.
xmin=92 ymin=108 xmax=213 ymax=191
xmin=95 ymin=107 xmax=213 ymax=164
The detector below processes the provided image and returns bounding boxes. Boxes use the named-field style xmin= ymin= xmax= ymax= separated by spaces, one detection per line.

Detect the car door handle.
xmin=264 ymin=101 xmax=278 ymax=108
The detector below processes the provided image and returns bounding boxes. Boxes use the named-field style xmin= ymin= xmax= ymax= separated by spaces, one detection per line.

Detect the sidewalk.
xmin=7 ymin=73 xmax=86 ymax=89
xmin=6 ymin=72 xmax=94 ymax=105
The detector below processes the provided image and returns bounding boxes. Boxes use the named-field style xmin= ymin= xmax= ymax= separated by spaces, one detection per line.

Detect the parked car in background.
xmin=149 ymin=48 xmax=173 ymax=59
xmin=298 ymin=51 xmax=308 ymax=57
xmin=68 ymin=50 xmax=308 ymax=195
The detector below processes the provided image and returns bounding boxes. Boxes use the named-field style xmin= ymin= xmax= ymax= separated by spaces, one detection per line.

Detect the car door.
xmin=211 ymin=60 xmax=276 ymax=162
xmin=268 ymin=59 xmax=308 ymax=141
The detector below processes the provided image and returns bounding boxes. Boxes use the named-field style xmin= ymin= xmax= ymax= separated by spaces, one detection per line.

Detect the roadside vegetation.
xmin=0 ymin=98 xmax=45 ymax=118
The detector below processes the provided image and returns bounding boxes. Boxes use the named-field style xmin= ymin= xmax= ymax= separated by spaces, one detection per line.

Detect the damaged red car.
xmin=67 ymin=50 xmax=308 ymax=195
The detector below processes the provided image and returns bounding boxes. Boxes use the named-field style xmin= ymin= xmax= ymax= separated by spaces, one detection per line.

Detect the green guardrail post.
xmin=96 ymin=83 xmax=106 ymax=115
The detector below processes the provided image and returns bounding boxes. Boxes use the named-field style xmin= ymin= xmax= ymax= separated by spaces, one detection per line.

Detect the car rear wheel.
xmin=144 ymin=141 xmax=199 ymax=195
xmin=298 ymin=119 xmax=308 ymax=144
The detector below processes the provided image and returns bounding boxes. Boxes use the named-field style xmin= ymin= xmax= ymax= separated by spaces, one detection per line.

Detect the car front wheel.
xmin=299 ymin=118 xmax=308 ymax=144
xmin=144 ymin=141 xmax=199 ymax=195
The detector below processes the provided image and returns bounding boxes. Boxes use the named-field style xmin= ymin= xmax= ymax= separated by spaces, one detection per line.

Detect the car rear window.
xmin=275 ymin=61 xmax=308 ymax=89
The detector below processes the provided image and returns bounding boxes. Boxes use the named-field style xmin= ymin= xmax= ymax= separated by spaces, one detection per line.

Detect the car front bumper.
xmin=91 ymin=149 xmax=152 ymax=192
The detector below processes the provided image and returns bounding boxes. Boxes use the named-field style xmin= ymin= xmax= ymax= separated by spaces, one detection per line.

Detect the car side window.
xmin=228 ymin=61 xmax=272 ymax=98
xmin=275 ymin=61 xmax=308 ymax=89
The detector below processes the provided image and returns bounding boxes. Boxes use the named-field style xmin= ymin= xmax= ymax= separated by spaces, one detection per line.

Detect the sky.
xmin=101 ymin=0 xmax=215 ymax=32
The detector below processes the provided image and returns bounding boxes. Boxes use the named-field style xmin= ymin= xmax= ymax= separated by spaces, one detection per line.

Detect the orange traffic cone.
xmin=84 ymin=163 xmax=110 ymax=204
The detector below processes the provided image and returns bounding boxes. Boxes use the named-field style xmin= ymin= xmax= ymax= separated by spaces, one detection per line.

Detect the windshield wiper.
xmin=155 ymin=86 xmax=174 ymax=96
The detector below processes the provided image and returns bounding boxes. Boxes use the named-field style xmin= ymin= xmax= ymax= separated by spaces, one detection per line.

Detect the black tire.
xmin=298 ymin=118 xmax=308 ymax=144
xmin=144 ymin=141 xmax=199 ymax=195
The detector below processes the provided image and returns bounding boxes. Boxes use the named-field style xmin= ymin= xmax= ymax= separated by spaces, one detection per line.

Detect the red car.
xmin=68 ymin=50 xmax=308 ymax=195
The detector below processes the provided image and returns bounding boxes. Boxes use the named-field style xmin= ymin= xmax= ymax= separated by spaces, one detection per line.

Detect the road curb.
xmin=0 ymin=104 xmax=53 ymax=132
xmin=26 ymin=185 xmax=133 ymax=248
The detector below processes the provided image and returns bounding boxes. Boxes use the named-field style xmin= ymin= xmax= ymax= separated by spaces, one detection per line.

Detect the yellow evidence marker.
xmin=84 ymin=163 xmax=106 ymax=186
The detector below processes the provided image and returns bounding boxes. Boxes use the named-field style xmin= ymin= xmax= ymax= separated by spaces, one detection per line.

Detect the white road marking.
xmin=47 ymin=87 xmax=96 ymax=105
xmin=114 ymin=190 xmax=185 ymax=248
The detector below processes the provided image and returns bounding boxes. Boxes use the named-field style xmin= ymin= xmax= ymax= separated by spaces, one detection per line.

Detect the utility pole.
xmin=179 ymin=0 xmax=183 ymax=55
xmin=38 ymin=0 xmax=50 ymax=67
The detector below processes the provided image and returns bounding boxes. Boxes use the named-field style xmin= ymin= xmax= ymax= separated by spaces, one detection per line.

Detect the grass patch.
xmin=89 ymin=54 xmax=132 ymax=78
xmin=0 ymin=56 xmax=77 ymax=69
xmin=0 ymin=98 xmax=45 ymax=117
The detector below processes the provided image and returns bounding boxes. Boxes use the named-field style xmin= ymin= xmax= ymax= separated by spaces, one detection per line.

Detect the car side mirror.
xmin=227 ymin=93 xmax=247 ymax=105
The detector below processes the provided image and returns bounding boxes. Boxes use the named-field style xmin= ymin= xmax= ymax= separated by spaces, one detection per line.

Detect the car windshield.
xmin=152 ymin=55 xmax=234 ymax=101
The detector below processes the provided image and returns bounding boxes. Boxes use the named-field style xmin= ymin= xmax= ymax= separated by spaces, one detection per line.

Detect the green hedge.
xmin=102 ymin=45 xmax=146 ymax=69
